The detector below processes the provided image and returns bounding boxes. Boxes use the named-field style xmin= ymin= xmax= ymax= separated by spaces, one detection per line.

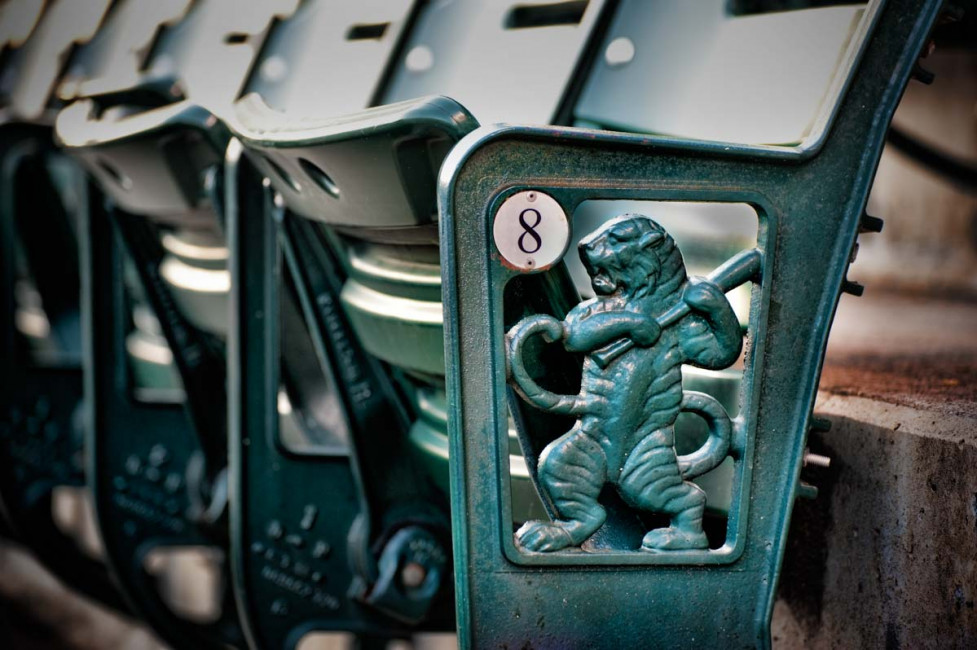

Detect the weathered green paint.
xmin=438 ymin=0 xmax=941 ymax=645
xmin=506 ymin=215 xmax=751 ymax=554
xmin=226 ymin=97 xmax=475 ymax=648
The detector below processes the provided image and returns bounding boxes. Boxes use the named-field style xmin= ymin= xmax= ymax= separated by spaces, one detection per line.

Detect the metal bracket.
xmin=221 ymin=0 xmax=621 ymax=638
xmin=0 ymin=124 xmax=126 ymax=611
xmin=81 ymin=182 xmax=245 ymax=648
xmin=55 ymin=1 xmax=291 ymax=645
xmin=226 ymin=96 xmax=476 ymax=648
xmin=438 ymin=0 xmax=941 ymax=645
xmin=0 ymin=0 xmax=172 ymax=610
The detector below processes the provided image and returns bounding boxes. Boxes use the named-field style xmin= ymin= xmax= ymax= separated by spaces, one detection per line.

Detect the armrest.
xmin=437 ymin=0 xmax=943 ymax=645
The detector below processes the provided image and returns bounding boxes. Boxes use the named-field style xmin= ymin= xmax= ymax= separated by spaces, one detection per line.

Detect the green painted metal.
xmin=334 ymin=0 xmax=743 ymax=526
xmin=504 ymin=215 xmax=752 ymax=554
xmin=406 ymin=385 xmax=548 ymax=524
xmin=438 ymin=0 xmax=941 ymax=645
xmin=65 ymin=99 xmax=245 ymax=647
xmin=82 ymin=190 xmax=245 ymax=648
xmin=54 ymin=0 xmax=287 ymax=645
xmin=0 ymin=123 xmax=127 ymax=612
xmin=0 ymin=0 xmax=149 ymax=612
xmin=226 ymin=96 xmax=475 ymax=649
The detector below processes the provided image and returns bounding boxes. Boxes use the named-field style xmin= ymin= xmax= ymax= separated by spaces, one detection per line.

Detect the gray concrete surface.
xmin=773 ymin=394 xmax=977 ymax=649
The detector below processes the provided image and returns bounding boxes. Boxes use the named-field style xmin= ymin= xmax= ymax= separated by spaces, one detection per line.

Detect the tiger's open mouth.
xmin=591 ymin=271 xmax=616 ymax=295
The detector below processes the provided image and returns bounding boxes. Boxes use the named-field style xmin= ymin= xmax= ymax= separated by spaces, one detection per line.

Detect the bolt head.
xmin=401 ymin=561 xmax=427 ymax=589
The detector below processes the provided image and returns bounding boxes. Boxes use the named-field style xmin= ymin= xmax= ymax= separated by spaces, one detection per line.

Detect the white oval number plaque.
xmin=493 ymin=190 xmax=569 ymax=272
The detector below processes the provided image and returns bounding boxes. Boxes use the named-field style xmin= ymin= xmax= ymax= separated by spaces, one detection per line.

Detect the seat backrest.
xmin=574 ymin=0 xmax=872 ymax=146
xmin=382 ymin=0 xmax=608 ymax=125
xmin=8 ymin=0 xmax=113 ymax=120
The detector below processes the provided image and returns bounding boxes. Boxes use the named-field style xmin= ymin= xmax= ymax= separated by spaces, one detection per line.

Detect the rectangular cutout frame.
xmin=436 ymin=4 xmax=941 ymax=642
xmin=491 ymin=189 xmax=775 ymax=566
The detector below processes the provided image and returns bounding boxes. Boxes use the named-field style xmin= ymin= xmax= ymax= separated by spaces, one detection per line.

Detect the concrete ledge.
xmin=774 ymin=392 xmax=977 ymax=649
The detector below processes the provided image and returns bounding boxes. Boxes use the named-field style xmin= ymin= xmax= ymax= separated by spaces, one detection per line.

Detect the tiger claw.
xmin=515 ymin=521 xmax=575 ymax=552
xmin=682 ymin=277 xmax=726 ymax=313
xmin=641 ymin=526 xmax=708 ymax=551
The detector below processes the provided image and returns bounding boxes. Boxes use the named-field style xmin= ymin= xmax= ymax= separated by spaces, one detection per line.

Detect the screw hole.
xmin=265 ymin=156 xmax=301 ymax=193
xmin=345 ymin=22 xmax=390 ymax=41
xmin=97 ymin=159 xmax=132 ymax=191
xmin=504 ymin=1 xmax=589 ymax=30
xmin=299 ymin=158 xmax=340 ymax=199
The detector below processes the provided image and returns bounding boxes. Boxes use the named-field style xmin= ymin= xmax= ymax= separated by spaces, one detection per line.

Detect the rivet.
xmin=401 ymin=562 xmax=427 ymax=589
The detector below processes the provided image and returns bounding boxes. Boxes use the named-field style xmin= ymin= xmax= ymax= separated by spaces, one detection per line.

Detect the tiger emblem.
xmin=506 ymin=214 xmax=744 ymax=552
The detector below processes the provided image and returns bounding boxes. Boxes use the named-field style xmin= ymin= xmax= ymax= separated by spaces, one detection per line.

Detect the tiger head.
xmin=578 ymin=214 xmax=686 ymax=301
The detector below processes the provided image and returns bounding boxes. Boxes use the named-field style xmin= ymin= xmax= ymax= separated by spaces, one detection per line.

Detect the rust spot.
xmin=821 ymin=351 xmax=977 ymax=418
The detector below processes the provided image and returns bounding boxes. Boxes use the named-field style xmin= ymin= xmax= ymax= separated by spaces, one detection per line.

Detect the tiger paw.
xmin=515 ymin=521 xmax=576 ymax=552
xmin=682 ymin=277 xmax=727 ymax=314
xmin=640 ymin=526 xmax=708 ymax=552
xmin=628 ymin=314 xmax=662 ymax=346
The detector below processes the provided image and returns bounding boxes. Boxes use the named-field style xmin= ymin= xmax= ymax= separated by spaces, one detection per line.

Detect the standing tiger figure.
xmin=506 ymin=214 xmax=743 ymax=552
